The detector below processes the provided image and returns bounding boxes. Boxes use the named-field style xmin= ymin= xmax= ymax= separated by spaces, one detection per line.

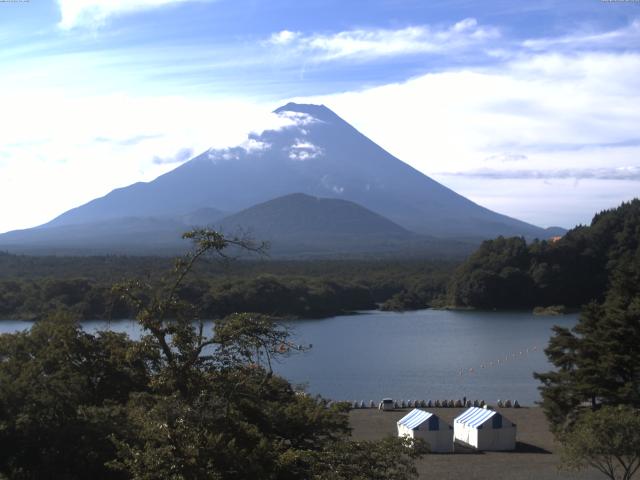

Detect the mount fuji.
xmin=0 ymin=103 xmax=562 ymax=256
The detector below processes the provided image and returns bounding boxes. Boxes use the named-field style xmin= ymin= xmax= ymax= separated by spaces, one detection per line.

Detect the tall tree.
xmin=535 ymin=247 xmax=640 ymax=432
xmin=535 ymin=301 xmax=640 ymax=431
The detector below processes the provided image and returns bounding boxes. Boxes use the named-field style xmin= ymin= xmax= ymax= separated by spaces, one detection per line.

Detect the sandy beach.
xmin=349 ymin=407 xmax=608 ymax=480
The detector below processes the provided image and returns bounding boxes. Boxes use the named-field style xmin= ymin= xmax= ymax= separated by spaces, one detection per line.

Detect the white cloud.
xmin=276 ymin=110 xmax=321 ymax=126
xmin=291 ymin=49 xmax=640 ymax=227
xmin=240 ymin=138 xmax=271 ymax=153
xmin=0 ymin=91 xmax=283 ymax=233
xmin=441 ymin=165 xmax=640 ymax=181
xmin=205 ymin=139 xmax=270 ymax=164
xmin=522 ymin=18 xmax=640 ymax=51
xmin=484 ymin=153 xmax=528 ymax=163
xmin=268 ymin=30 xmax=300 ymax=45
xmin=288 ymin=140 xmax=323 ymax=161
xmin=267 ymin=18 xmax=500 ymax=61
xmin=203 ymin=114 xmax=320 ymax=165
xmin=152 ymin=147 xmax=194 ymax=165
xmin=56 ymin=0 xmax=203 ymax=29
xmin=207 ymin=149 xmax=238 ymax=163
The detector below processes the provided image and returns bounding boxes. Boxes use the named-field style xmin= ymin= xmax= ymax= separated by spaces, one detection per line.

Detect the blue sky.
xmin=1 ymin=0 xmax=639 ymax=232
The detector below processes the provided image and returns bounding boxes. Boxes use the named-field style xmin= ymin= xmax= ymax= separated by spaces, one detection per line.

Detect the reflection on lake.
xmin=0 ymin=309 xmax=577 ymax=405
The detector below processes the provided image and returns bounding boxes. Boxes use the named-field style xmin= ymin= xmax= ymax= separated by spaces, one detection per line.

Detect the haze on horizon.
xmin=1 ymin=0 xmax=639 ymax=234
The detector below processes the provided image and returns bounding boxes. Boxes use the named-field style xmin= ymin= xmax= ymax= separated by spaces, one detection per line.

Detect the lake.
xmin=0 ymin=309 xmax=577 ymax=405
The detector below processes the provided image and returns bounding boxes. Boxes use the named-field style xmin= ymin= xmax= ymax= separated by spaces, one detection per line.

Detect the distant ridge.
xmin=216 ymin=193 xmax=415 ymax=254
xmin=219 ymin=193 xmax=409 ymax=237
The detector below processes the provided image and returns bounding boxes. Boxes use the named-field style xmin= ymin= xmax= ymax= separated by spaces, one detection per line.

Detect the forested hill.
xmin=447 ymin=199 xmax=640 ymax=309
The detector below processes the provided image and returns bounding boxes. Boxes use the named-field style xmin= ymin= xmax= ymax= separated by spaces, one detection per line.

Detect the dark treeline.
xmin=447 ymin=199 xmax=640 ymax=309
xmin=0 ymin=254 xmax=455 ymax=320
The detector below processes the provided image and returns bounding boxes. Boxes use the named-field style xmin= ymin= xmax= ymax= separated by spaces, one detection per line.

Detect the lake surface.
xmin=0 ymin=309 xmax=577 ymax=405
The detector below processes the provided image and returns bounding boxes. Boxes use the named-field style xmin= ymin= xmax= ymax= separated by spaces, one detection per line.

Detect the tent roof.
xmin=454 ymin=407 xmax=498 ymax=428
xmin=397 ymin=409 xmax=434 ymax=430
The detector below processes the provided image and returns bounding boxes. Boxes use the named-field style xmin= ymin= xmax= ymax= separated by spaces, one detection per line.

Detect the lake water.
xmin=0 ymin=309 xmax=577 ymax=405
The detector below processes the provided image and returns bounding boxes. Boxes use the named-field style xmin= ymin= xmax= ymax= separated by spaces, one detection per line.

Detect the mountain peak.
xmin=273 ymin=102 xmax=340 ymax=122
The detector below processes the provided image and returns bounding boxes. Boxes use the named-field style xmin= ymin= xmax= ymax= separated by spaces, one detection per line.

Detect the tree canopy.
xmin=448 ymin=199 xmax=640 ymax=310
xmin=0 ymin=229 xmax=425 ymax=479
xmin=0 ymin=254 xmax=454 ymax=321
xmin=560 ymin=406 xmax=640 ymax=480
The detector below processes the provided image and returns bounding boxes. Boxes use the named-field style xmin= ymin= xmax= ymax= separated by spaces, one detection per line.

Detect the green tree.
xmin=535 ymin=258 xmax=640 ymax=432
xmin=447 ymin=200 xmax=640 ymax=310
xmin=0 ymin=312 xmax=150 ymax=479
xmin=560 ymin=406 xmax=640 ymax=480
xmin=535 ymin=303 xmax=640 ymax=431
xmin=304 ymin=436 xmax=427 ymax=480
xmin=107 ymin=229 xmax=425 ymax=480
xmin=1 ymin=229 xmax=426 ymax=479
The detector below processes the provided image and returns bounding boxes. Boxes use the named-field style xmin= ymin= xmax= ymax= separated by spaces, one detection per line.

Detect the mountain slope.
xmin=0 ymin=217 xmax=189 ymax=254
xmin=0 ymin=194 xmax=474 ymax=257
xmin=34 ymin=103 xmax=558 ymax=241
xmin=0 ymin=208 xmax=227 ymax=255
xmin=215 ymin=193 xmax=474 ymax=257
xmin=219 ymin=193 xmax=408 ymax=238
xmin=217 ymin=193 xmax=410 ymax=253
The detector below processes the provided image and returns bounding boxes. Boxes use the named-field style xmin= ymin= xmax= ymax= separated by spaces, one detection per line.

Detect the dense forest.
xmin=447 ymin=199 xmax=640 ymax=310
xmin=0 ymin=253 xmax=454 ymax=320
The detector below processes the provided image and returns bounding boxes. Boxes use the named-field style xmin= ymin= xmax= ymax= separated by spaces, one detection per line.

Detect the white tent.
xmin=397 ymin=409 xmax=454 ymax=453
xmin=453 ymin=407 xmax=516 ymax=451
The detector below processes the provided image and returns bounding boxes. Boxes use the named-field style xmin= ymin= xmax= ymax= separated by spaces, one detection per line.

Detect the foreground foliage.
xmin=0 ymin=230 xmax=425 ymax=479
xmin=560 ymin=406 xmax=640 ymax=480
xmin=0 ymin=315 xmax=150 ymax=479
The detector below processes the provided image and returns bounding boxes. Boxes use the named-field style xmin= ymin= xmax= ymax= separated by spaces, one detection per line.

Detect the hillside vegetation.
xmin=447 ymin=199 xmax=640 ymax=309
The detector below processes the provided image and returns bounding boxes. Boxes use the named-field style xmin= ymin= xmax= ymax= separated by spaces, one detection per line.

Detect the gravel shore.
xmin=349 ymin=407 xmax=607 ymax=480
